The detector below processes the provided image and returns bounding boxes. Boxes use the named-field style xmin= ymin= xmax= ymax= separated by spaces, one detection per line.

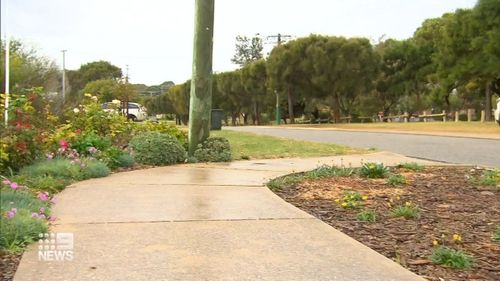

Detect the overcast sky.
xmin=2 ymin=0 xmax=476 ymax=86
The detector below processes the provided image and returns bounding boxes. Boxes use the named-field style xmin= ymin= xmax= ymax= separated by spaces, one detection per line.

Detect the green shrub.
xmin=20 ymin=158 xmax=110 ymax=181
xmin=193 ymin=137 xmax=231 ymax=162
xmin=80 ymin=159 xmax=110 ymax=179
xmin=359 ymin=162 xmax=389 ymax=178
xmin=12 ymin=175 xmax=69 ymax=193
xmin=101 ymin=146 xmax=134 ymax=169
xmin=20 ymin=159 xmax=83 ymax=180
xmin=387 ymin=174 xmax=406 ymax=186
xmin=0 ymin=128 xmax=43 ymax=173
xmin=116 ymin=154 xmax=135 ymax=168
xmin=133 ymin=121 xmax=188 ymax=145
xmin=429 ymin=246 xmax=473 ymax=269
xmin=130 ymin=132 xmax=186 ymax=166
xmin=357 ymin=209 xmax=377 ymax=222
xmin=0 ymin=209 xmax=48 ymax=252
xmin=397 ymin=162 xmax=423 ymax=172
xmin=71 ymin=132 xmax=111 ymax=156
xmin=0 ymin=189 xmax=50 ymax=252
xmin=0 ymin=189 xmax=49 ymax=213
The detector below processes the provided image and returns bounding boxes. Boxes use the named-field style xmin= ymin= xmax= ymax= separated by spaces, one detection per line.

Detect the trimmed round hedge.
xmin=194 ymin=137 xmax=231 ymax=162
xmin=129 ymin=132 xmax=186 ymax=166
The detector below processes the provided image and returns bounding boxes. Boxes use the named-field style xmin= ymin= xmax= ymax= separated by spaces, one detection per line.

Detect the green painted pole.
xmin=188 ymin=0 xmax=215 ymax=156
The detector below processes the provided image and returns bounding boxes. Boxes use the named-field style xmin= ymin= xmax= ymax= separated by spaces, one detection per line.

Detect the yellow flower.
xmin=452 ymin=234 xmax=462 ymax=242
xmin=405 ymin=201 xmax=411 ymax=207
xmin=84 ymin=93 xmax=92 ymax=97
xmin=432 ymin=240 xmax=439 ymax=246
xmin=341 ymin=202 xmax=348 ymax=207
xmin=334 ymin=199 xmax=340 ymax=203
xmin=362 ymin=195 xmax=368 ymax=201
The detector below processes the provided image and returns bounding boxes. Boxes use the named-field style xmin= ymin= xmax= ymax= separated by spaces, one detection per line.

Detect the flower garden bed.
xmin=271 ymin=166 xmax=499 ymax=280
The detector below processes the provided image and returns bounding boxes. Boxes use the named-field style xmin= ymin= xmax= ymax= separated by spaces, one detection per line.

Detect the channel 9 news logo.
xmin=38 ymin=233 xmax=74 ymax=261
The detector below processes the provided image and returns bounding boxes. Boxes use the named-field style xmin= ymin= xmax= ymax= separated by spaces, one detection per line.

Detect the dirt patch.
xmin=273 ymin=166 xmax=499 ymax=281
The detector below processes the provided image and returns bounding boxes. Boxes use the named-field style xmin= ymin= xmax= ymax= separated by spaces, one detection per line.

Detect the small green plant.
xmin=267 ymin=174 xmax=303 ymax=190
xmin=359 ymin=162 xmax=389 ymax=178
xmin=397 ymin=162 xmax=423 ymax=172
xmin=129 ymin=132 xmax=186 ymax=166
xmin=494 ymin=226 xmax=500 ymax=242
xmin=391 ymin=202 xmax=420 ymax=219
xmin=429 ymin=246 xmax=473 ymax=269
xmin=335 ymin=191 xmax=367 ymax=209
xmin=357 ymin=209 xmax=377 ymax=222
xmin=306 ymin=165 xmax=355 ymax=179
xmin=386 ymin=174 xmax=406 ymax=186
xmin=478 ymin=169 xmax=500 ymax=186
xmin=267 ymin=165 xmax=355 ymax=190
xmin=193 ymin=137 xmax=231 ymax=162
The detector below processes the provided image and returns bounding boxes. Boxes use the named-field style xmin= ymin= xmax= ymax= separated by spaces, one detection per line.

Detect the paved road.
xmin=226 ymin=126 xmax=500 ymax=167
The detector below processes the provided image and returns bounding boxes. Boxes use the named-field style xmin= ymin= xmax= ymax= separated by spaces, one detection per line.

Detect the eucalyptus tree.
xmin=240 ymin=59 xmax=268 ymax=124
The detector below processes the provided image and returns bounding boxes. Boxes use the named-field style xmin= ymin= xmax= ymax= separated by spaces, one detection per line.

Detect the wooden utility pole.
xmin=188 ymin=0 xmax=215 ymax=156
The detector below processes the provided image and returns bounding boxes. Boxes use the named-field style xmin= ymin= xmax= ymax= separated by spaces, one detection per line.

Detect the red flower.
xmin=59 ymin=139 xmax=69 ymax=150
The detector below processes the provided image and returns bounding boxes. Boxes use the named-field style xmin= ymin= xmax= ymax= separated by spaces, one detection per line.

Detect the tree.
xmin=81 ymin=79 xmax=118 ymax=102
xmin=240 ymin=59 xmax=268 ymax=124
xmin=267 ymin=37 xmax=313 ymax=124
xmin=0 ymin=40 xmax=59 ymax=94
xmin=67 ymin=61 xmax=122 ymax=106
xmin=231 ymin=35 xmax=263 ymax=67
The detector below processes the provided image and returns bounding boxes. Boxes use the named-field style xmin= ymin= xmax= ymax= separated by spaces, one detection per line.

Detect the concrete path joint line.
xmin=53 ymin=217 xmax=317 ymax=226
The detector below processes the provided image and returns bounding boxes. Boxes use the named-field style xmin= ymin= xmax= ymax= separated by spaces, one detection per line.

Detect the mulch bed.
xmin=0 ymin=252 xmax=22 ymax=281
xmin=273 ymin=166 xmax=499 ymax=281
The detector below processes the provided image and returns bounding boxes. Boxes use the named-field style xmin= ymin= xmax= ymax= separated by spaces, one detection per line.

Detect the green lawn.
xmin=211 ymin=130 xmax=368 ymax=160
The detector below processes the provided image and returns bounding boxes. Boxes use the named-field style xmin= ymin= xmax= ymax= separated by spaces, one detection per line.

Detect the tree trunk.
xmin=231 ymin=112 xmax=237 ymax=126
xmin=243 ymin=113 xmax=248 ymax=125
xmin=330 ymin=93 xmax=341 ymax=123
xmin=485 ymin=81 xmax=492 ymax=121
xmin=253 ymin=100 xmax=261 ymax=125
xmin=287 ymin=88 xmax=295 ymax=124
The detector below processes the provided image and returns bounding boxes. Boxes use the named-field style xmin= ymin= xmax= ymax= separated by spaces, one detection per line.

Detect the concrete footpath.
xmin=14 ymin=152 xmax=440 ymax=281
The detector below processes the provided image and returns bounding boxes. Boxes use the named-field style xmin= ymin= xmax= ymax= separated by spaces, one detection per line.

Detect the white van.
xmin=102 ymin=102 xmax=148 ymax=121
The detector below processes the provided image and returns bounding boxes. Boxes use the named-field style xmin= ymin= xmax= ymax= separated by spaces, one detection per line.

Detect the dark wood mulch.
xmin=0 ymin=252 xmax=22 ymax=281
xmin=273 ymin=166 xmax=500 ymax=281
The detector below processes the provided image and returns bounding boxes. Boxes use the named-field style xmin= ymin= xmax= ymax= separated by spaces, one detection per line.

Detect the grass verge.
xmin=211 ymin=130 xmax=367 ymax=160
xmin=290 ymin=122 xmax=499 ymax=136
